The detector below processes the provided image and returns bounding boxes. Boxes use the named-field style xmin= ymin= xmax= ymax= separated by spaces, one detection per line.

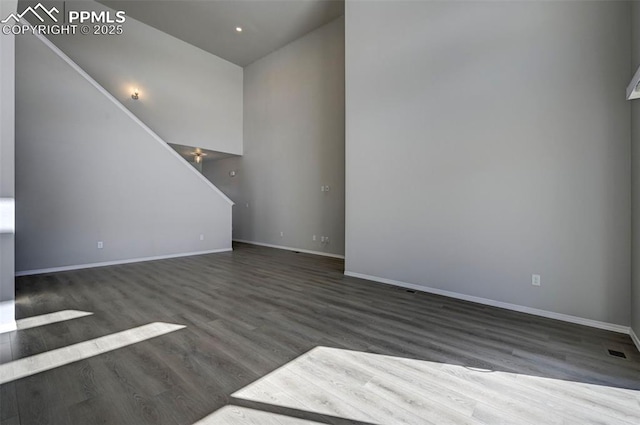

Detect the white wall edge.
xmin=627 ymin=64 xmax=640 ymax=100
xmin=15 ymin=248 xmax=232 ymax=277
xmin=344 ymin=271 xmax=631 ymax=334
xmin=631 ymin=328 xmax=640 ymax=353
xmin=0 ymin=301 xmax=16 ymax=334
xmin=0 ymin=321 xmax=16 ymax=334
xmin=234 ymin=239 xmax=345 ymax=259
xmin=0 ymin=198 xmax=15 ymax=234
xmin=25 ymin=20 xmax=234 ymax=206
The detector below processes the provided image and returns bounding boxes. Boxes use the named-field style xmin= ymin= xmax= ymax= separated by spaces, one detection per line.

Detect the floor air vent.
xmin=607 ymin=349 xmax=626 ymax=359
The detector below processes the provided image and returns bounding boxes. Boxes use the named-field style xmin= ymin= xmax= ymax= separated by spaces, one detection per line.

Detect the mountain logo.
xmin=1 ymin=3 xmax=59 ymax=24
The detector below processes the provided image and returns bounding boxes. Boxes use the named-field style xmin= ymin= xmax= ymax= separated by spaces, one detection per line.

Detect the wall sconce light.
xmin=193 ymin=152 xmax=207 ymax=164
xmin=131 ymin=89 xmax=139 ymax=100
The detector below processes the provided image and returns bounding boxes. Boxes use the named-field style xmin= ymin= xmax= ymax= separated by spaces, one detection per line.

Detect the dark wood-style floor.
xmin=1 ymin=242 xmax=639 ymax=424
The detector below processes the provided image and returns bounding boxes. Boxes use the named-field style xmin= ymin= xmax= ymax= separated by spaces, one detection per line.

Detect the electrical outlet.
xmin=200 ymin=234 xmax=205 ymax=241
xmin=97 ymin=241 xmax=103 ymax=249
xmin=325 ymin=185 xmax=330 ymax=192
xmin=532 ymin=274 xmax=541 ymax=286
xmin=280 ymin=231 xmax=284 ymax=237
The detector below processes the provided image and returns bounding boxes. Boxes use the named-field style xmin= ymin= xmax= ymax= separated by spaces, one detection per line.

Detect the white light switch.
xmin=97 ymin=241 xmax=104 ymax=249
xmin=532 ymin=274 xmax=541 ymax=286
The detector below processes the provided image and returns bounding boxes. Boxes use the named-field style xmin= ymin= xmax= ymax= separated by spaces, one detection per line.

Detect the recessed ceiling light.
xmin=235 ymin=27 xmax=243 ymax=32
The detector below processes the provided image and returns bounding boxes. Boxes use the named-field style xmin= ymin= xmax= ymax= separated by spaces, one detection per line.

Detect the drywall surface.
xmin=39 ymin=0 xmax=242 ymax=155
xmin=205 ymin=17 xmax=345 ymax=256
xmin=15 ymin=31 xmax=232 ymax=272
xmin=0 ymin=0 xmax=17 ymax=330
xmin=345 ymin=1 xmax=631 ymax=325
xmin=631 ymin=1 xmax=640 ymax=339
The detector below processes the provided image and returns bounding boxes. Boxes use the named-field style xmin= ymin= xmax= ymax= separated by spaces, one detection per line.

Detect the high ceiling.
xmin=98 ymin=0 xmax=344 ymax=67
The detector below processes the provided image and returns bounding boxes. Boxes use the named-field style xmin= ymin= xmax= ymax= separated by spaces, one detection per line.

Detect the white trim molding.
xmin=344 ymin=271 xmax=630 ymax=334
xmin=0 ymin=301 xmax=16 ymax=334
xmin=15 ymin=248 xmax=232 ymax=277
xmin=631 ymin=328 xmax=640 ymax=353
xmin=233 ymin=239 xmax=345 ymax=259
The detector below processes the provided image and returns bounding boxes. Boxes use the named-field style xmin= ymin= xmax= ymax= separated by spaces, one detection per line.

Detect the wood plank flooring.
xmin=1 ymin=242 xmax=639 ymax=424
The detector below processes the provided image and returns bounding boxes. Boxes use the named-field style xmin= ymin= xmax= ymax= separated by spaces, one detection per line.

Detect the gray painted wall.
xmin=204 ymin=17 xmax=345 ymax=256
xmin=0 ymin=0 xmax=17 ymax=329
xmin=15 ymin=32 xmax=232 ymax=272
xmin=41 ymin=0 xmax=243 ymax=155
xmin=631 ymin=1 xmax=640 ymax=338
xmin=345 ymin=1 xmax=631 ymax=325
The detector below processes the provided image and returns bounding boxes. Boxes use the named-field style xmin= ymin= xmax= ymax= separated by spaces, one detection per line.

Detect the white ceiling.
xmin=98 ymin=0 xmax=344 ymax=67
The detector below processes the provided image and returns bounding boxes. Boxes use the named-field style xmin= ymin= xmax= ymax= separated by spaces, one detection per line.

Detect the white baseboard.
xmin=631 ymin=328 xmax=640 ymax=353
xmin=15 ymin=248 xmax=232 ymax=277
xmin=233 ymin=239 xmax=345 ymax=259
xmin=0 ymin=301 xmax=16 ymax=334
xmin=344 ymin=271 xmax=630 ymax=335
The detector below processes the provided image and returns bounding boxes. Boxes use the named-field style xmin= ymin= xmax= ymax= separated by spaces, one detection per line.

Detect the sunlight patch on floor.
xmin=0 ymin=322 xmax=185 ymax=385
xmin=194 ymin=405 xmax=323 ymax=425
xmin=231 ymin=346 xmax=640 ymax=425
xmin=15 ymin=310 xmax=93 ymax=331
